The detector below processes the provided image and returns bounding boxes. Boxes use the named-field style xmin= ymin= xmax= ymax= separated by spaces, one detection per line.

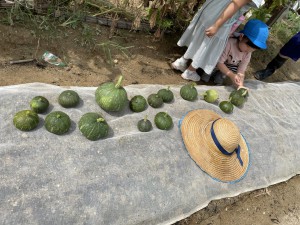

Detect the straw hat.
xmin=180 ymin=109 xmax=250 ymax=182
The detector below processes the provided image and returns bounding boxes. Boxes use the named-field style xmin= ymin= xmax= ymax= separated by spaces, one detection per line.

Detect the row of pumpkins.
xmin=13 ymin=76 xmax=248 ymax=141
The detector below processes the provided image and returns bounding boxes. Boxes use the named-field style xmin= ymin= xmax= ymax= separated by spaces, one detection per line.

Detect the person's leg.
xmin=254 ymin=54 xmax=288 ymax=80
xmin=212 ymin=71 xmax=226 ymax=85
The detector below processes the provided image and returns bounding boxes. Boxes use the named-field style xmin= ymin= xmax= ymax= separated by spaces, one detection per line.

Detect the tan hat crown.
xmin=180 ymin=109 xmax=249 ymax=182
xmin=206 ymin=118 xmax=241 ymax=153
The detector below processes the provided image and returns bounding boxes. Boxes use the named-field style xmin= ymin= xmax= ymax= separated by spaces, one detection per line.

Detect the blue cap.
xmin=240 ymin=19 xmax=269 ymax=49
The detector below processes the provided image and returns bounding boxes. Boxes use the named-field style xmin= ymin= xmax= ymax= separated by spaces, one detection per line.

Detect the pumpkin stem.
xmin=56 ymin=114 xmax=61 ymax=118
xmin=167 ymin=86 xmax=170 ymax=90
xmin=191 ymin=82 xmax=196 ymax=87
xmin=115 ymin=75 xmax=123 ymax=89
xmin=144 ymin=115 xmax=148 ymax=121
xmin=96 ymin=118 xmax=105 ymax=122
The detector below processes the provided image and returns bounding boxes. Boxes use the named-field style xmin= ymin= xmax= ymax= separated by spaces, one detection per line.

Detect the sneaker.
xmin=171 ymin=58 xmax=187 ymax=72
xmin=181 ymin=69 xmax=201 ymax=82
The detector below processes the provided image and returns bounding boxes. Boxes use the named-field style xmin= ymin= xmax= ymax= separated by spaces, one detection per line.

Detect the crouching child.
xmin=203 ymin=19 xmax=269 ymax=89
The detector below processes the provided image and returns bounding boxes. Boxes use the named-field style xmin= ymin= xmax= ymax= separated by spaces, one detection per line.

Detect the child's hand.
xmin=205 ymin=24 xmax=220 ymax=37
xmin=229 ymin=74 xmax=241 ymax=87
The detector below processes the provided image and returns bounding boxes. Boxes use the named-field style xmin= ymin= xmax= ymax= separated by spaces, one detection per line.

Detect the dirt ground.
xmin=0 ymin=20 xmax=300 ymax=225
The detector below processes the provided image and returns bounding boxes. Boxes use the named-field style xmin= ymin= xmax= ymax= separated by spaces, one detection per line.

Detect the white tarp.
xmin=0 ymin=81 xmax=299 ymax=225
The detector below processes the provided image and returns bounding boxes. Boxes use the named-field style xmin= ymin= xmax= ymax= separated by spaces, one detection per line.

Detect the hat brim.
xmin=180 ymin=109 xmax=250 ymax=183
xmin=240 ymin=30 xmax=267 ymax=49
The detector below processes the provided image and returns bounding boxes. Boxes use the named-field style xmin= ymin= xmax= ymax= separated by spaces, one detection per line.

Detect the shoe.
xmin=181 ymin=69 xmax=201 ymax=81
xmin=171 ymin=58 xmax=187 ymax=72
xmin=201 ymin=73 xmax=211 ymax=83
xmin=254 ymin=69 xmax=274 ymax=80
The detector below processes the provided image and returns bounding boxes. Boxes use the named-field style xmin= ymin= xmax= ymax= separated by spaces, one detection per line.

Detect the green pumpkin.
xmin=78 ymin=113 xmax=109 ymax=140
xmin=129 ymin=95 xmax=147 ymax=112
xmin=157 ymin=86 xmax=174 ymax=103
xmin=219 ymin=101 xmax=234 ymax=114
xmin=137 ymin=116 xmax=152 ymax=132
xmin=147 ymin=94 xmax=163 ymax=108
xmin=229 ymin=91 xmax=246 ymax=107
xmin=58 ymin=90 xmax=80 ymax=108
xmin=45 ymin=111 xmax=71 ymax=135
xmin=95 ymin=75 xmax=128 ymax=112
xmin=202 ymin=89 xmax=219 ymax=103
xmin=154 ymin=112 xmax=173 ymax=130
xmin=13 ymin=110 xmax=39 ymax=131
xmin=30 ymin=96 xmax=49 ymax=113
xmin=180 ymin=83 xmax=198 ymax=101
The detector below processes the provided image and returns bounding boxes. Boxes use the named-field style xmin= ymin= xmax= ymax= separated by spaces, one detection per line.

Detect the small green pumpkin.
xmin=79 ymin=113 xmax=109 ymax=140
xmin=219 ymin=101 xmax=234 ymax=114
xmin=13 ymin=110 xmax=39 ymax=131
xmin=30 ymin=96 xmax=49 ymax=113
xmin=157 ymin=86 xmax=174 ymax=103
xmin=58 ymin=90 xmax=80 ymax=108
xmin=202 ymin=89 xmax=219 ymax=103
xmin=95 ymin=75 xmax=128 ymax=112
xmin=137 ymin=115 xmax=152 ymax=132
xmin=180 ymin=83 xmax=198 ymax=101
xmin=45 ymin=111 xmax=71 ymax=135
xmin=129 ymin=95 xmax=147 ymax=112
xmin=147 ymin=94 xmax=163 ymax=108
xmin=229 ymin=91 xmax=246 ymax=107
xmin=154 ymin=112 xmax=173 ymax=130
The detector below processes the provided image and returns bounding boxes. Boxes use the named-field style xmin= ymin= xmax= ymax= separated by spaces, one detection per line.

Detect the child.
xmin=254 ymin=31 xmax=300 ymax=80
xmin=171 ymin=0 xmax=264 ymax=82
xmin=204 ymin=19 xmax=269 ymax=88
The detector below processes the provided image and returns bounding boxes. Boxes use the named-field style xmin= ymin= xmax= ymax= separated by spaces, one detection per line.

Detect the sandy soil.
xmin=0 ymin=21 xmax=299 ymax=225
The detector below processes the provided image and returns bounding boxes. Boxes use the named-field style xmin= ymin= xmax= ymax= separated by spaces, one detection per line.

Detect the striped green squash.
xmin=13 ymin=110 xmax=39 ymax=131
xmin=78 ymin=113 xmax=109 ymax=141
xmin=154 ymin=112 xmax=173 ymax=130
xmin=30 ymin=96 xmax=49 ymax=113
xmin=45 ymin=111 xmax=71 ymax=135
xmin=180 ymin=83 xmax=198 ymax=101
xmin=58 ymin=90 xmax=80 ymax=108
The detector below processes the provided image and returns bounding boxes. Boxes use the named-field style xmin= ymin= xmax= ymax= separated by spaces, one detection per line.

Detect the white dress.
xmin=177 ymin=0 xmax=263 ymax=74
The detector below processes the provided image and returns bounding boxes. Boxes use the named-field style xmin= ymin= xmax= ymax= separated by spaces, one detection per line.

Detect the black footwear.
xmin=254 ymin=69 xmax=274 ymax=80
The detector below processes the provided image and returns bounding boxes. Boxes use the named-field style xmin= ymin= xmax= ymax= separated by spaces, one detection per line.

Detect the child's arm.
xmin=206 ymin=0 xmax=251 ymax=37
xmin=237 ymin=73 xmax=245 ymax=88
xmin=217 ymin=63 xmax=242 ymax=87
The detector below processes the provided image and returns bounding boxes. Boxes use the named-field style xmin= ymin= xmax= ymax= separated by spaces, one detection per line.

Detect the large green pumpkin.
xmin=157 ymin=86 xmax=174 ymax=103
xmin=30 ymin=96 xmax=49 ymax=113
xmin=45 ymin=111 xmax=71 ymax=135
xmin=129 ymin=95 xmax=147 ymax=112
xmin=147 ymin=94 xmax=163 ymax=108
xmin=95 ymin=75 xmax=128 ymax=112
xmin=58 ymin=90 xmax=80 ymax=108
xmin=154 ymin=112 xmax=173 ymax=130
xmin=78 ymin=112 xmax=109 ymax=141
xmin=180 ymin=83 xmax=198 ymax=101
xmin=13 ymin=110 xmax=39 ymax=131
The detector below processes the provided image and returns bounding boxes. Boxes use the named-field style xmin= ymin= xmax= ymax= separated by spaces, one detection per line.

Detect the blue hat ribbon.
xmin=210 ymin=119 xmax=243 ymax=166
